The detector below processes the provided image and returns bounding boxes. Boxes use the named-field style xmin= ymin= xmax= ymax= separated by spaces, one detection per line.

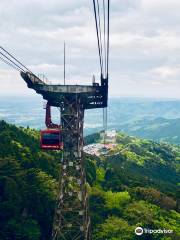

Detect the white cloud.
xmin=151 ymin=65 xmax=180 ymax=79
xmin=1 ymin=0 xmax=180 ymax=98
xmin=0 ymin=69 xmax=31 ymax=96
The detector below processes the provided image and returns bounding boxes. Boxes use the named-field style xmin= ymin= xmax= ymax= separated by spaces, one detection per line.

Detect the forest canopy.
xmin=0 ymin=121 xmax=179 ymax=239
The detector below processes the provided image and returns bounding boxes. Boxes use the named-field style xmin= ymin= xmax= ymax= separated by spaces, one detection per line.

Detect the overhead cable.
xmin=0 ymin=55 xmax=21 ymax=72
xmin=92 ymin=0 xmax=110 ymax=78
xmin=0 ymin=50 xmax=25 ymax=72
xmin=0 ymin=46 xmax=33 ymax=74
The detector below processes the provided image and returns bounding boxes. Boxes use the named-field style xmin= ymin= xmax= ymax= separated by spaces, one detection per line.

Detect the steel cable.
xmin=93 ymin=0 xmax=103 ymax=74
xmin=0 ymin=51 xmax=25 ymax=72
xmin=0 ymin=55 xmax=21 ymax=72
xmin=0 ymin=46 xmax=33 ymax=74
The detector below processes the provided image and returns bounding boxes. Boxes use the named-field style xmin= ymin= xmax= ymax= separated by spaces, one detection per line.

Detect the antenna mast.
xmin=64 ymin=42 xmax=66 ymax=85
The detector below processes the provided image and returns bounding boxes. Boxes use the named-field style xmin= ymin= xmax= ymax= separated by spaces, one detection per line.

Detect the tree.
xmin=105 ymin=191 xmax=131 ymax=210
xmin=93 ymin=216 xmax=134 ymax=240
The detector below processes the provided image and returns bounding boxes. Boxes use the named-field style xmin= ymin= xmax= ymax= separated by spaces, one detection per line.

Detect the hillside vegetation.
xmin=0 ymin=120 xmax=179 ymax=240
xmin=118 ymin=117 xmax=180 ymax=145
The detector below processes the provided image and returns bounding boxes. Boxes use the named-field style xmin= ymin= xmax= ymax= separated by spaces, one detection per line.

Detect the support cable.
xmin=103 ymin=0 xmax=107 ymax=77
xmin=0 ymin=46 xmax=33 ymax=74
xmin=0 ymin=55 xmax=22 ymax=72
xmin=92 ymin=0 xmax=110 ymax=144
xmin=105 ymin=0 xmax=110 ymax=144
xmin=0 ymin=47 xmax=44 ymax=83
xmin=93 ymin=0 xmax=103 ymax=74
xmin=93 ymin=0 xmax=110 ymax=78
xmin=106 ymin=0 xmax=110 ymax=78
xmin=96 ymin=0 xmax=104 ymax=75
xmin=0 ymin=51 xmax=25 ymax=72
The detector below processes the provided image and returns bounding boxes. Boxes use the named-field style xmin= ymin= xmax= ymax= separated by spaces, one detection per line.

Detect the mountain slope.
xmin=0 ymin=121 xmax=179 ymax=240
xmin=105 ymin=132 xmax=180 ymax=194
xmin=118 ymin=117 xmax=180 ymax=145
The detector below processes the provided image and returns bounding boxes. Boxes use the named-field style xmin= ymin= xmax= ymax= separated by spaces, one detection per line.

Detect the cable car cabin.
xmin=40 ymin=129 xmax=63 ymax=150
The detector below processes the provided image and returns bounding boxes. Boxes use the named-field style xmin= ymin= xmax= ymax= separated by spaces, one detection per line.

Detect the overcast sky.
xmin=1 ymin=0 xmax=180 ymax=98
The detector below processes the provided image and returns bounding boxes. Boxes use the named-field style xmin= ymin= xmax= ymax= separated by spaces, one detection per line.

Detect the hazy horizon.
xmin=1 ymin=94 xmax=180 ymax=101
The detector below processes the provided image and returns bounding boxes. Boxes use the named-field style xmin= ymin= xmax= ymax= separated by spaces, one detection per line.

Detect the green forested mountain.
xmin=118 ymin=117 xmax=180 ymax=145
xmin=86 ymin=117 xmax=180 ymax=145
xmin=0 ymin=120 xmax=179 ymax=240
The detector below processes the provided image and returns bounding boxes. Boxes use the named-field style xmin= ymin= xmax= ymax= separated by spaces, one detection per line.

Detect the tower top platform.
xmin=21 ymin=71 xmax=107 ymax=109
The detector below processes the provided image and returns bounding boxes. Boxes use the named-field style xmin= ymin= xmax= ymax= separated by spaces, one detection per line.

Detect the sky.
xmin=1 ymin=0 xmax=180 ymax=98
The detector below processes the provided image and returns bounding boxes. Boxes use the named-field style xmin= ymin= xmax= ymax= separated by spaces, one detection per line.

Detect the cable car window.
xmin=42 ymin=132 xmax=61 ymax=145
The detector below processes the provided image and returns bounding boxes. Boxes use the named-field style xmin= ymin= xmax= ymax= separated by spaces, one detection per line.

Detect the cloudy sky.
xmin=1 ymin=0 xmax=180 ymax=98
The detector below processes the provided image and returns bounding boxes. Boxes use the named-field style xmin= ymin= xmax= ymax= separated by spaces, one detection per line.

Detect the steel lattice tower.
xmin=21 ymin=72 xmax=108 ymax=240
xmin=52 ymin=96 xmax=90 ymax=239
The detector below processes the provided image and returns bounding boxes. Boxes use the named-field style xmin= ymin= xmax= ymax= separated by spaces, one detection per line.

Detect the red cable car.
xmin=40 ymin=102 xmax=63 ymax=150
xmin=40 ymin=128 xmax=63 ymax=150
